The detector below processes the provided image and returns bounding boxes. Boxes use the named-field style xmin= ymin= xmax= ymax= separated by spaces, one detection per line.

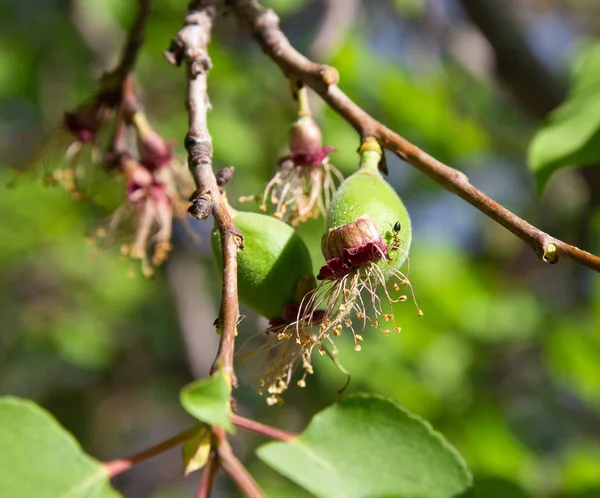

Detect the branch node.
xmin=188 ymin=190 xmax=213 ymax=219
xmin=233 ymin=233 xmax=244 ymax=250
xmin=543 ymin=242 xmax=559 ymax=264
xmin=321 ymin=66 xmax=339 ymax=86
xmin=216 ymin=166 xmax=235 ymax=188
xmin=163 ymin=47 xmax=180 ymax=66
xmin=257 ymin=8 xmax=279 ymax=32
xmin=191 ymin=54 xmax=213 ymax=77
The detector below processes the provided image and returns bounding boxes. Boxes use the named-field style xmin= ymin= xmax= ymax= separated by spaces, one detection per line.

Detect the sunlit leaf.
xmin=180 ymin=372 xmax=233 ymax=432
xmin=257 ymin=393 xmax=472 ymax=498
xmin=528 ymin=43 xmax=600 ymax=191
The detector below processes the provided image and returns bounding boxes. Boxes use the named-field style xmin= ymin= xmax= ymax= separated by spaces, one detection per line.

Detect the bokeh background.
xmin=2 ymin=0 xmax=600 ymax=496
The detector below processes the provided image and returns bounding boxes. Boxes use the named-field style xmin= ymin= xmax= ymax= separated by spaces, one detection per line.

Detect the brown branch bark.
xmin=165 ymin=0 xmax=243 ymax=387
xmin=96 ymin=0 xmax=151 ymax=108
xmin=165 ymin=3 xmax=252 ymax=496
xmin=231 ymin=0 xmax=600 ymax=273
xmin=112 ymin=0 xmax=152 ymax=81
xmin=197 ymin=450 xmax=219 ymax=498
xmin=214 ymin=427 xmax=264 ymax=498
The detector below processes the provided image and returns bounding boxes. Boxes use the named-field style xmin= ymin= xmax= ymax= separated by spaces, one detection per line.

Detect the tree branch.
xmin=165 ymin=0 xmax=243 ymax=386
xmin=96 ymin=0 xmax=151 ymax=108
xmin=214 ymin=427 xmax=264 ymax=498
xmin=112 ymin=0 xmax=152 ymax=81
xmin=231 ymin=0 xmax=600 ymax=273
xmin=197 ymin=449 xmax=219 ymax=498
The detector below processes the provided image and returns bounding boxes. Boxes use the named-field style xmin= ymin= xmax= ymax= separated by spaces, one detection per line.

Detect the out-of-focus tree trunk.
xmin=457 ymin=0 xmax=566 ymax=117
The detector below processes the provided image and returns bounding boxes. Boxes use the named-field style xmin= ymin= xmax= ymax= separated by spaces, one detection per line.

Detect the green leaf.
xmin=0 ymin=396 xmax=120 ymax=498
xmin=182 ymin=426 xmax=212 ymax=476
xmin=257 ymin=393 xmax=472 ymax=498
xmin=180 ymin=373 xmax=234 ymax=433
xmin=528 ymin=43 xmax=600 ymax=191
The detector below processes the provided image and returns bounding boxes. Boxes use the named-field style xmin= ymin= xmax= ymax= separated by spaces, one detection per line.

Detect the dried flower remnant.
xmin=34 ymin=73 xmax=195 ymax=274
xmin=241 ymin=87 xmax=343 ymax=226
xmin=260 ymin=115 xmax=342 ymax=225
xmin=131 ymin=111 xmax=176 ymax=171
xmin=93 ymin=119 xmax=194 ymax=276
xmin=62 ymin=99 xmax=107 ymax=146
xmin=30 ymin=100 xmax=110 ymax=199
xmin=250 ymin=303 xmax=329 ymax=406
xmin=93 ymin=154 xmax=188 ymax=276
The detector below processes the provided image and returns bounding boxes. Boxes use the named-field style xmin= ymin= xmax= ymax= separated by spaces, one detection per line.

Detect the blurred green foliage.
xmin=1 ymin=0 xmax=600 ymax=497
xmin=528 ymin=41 xmax=600 ymax=191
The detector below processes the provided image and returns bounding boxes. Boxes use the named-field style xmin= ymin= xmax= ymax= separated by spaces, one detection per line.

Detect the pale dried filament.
xmin=256 ymin=158 xmax=343 ymax=225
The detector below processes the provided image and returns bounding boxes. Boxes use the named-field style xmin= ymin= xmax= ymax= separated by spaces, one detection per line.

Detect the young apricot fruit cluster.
xmin=213 ymin=108 xmax=421 ymax=405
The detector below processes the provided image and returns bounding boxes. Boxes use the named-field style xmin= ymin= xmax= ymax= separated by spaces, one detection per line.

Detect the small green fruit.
xmin=313 ymin=144 xmax=419 ymax=355
xmin=212 ymin=211 xmax=315 ymax=319
xmin=320 ymin=147 xmax=411 ymax=279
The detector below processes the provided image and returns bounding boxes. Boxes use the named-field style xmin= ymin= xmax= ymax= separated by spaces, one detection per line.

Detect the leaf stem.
xmin=231 ymin=414 xmax=297 ymax=441
xmin=102 ymin=426 xmax=200 ymax=478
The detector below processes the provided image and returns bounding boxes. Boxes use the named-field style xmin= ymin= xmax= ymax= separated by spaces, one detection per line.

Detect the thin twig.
xmin=166 ymin=4 xmax=247 ymax=496
xmin=93 ymin=0 xmax=151 ymax=108
xmin=165 ymin=0 xmax=243 ymax=387
xmin=197 ymin=450 xmax=219 ymax=498
xmin=214 ymin=428 xmax=264 ymax=498
xmin=112 ymin=0 xmax=152 ymax=81
xmin=102 ymin=426 xmax=199 ymax=478
xmin=231 ymin=0 xmax=600 ymax=273
xmin=231 ymin=414 xmax=298 ymax=441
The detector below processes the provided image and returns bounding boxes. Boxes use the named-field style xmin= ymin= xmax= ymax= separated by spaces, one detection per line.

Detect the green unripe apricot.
xmin=323 ymin=147 xmax=411 ymax=272
xmin=211 ymin=210 xmax=315 ymax=319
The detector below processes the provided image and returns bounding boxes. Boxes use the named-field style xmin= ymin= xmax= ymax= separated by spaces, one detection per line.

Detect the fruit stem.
xmin=358 ymin=137 xmax=382 ymax=173
xmin=296 ymin=84 xmax=312 ymax=118
xmin=358 ymin=150 xmax=382 ymax=174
